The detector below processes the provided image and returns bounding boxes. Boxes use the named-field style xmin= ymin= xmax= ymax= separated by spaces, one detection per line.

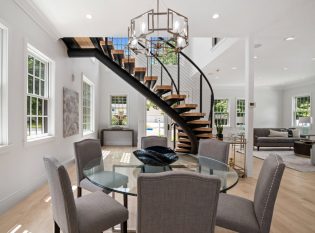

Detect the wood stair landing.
xmin=134 ymin=67 xmax=146 ymax=81
xmin=154 ymin=85 xmax=172 ymax=97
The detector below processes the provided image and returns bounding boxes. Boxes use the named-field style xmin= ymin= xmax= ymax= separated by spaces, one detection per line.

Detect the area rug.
xmin=253 ymin=148 xmax=315 ymax=172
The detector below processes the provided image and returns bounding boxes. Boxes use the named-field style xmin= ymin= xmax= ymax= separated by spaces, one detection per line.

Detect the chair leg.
xmin=77 ymin=187 xmax=82 ymax=197
xmin=54 ymin=221 xmax=60 ymax=233
xmin=121 ymin=222 xmax=127 ymax=233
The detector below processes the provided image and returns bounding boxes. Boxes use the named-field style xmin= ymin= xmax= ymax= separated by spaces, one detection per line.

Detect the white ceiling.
xmin=29 ymin=0 xmax=315 ymax=87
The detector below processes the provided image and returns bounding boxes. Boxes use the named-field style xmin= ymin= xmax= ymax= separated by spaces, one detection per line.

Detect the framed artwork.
xmin=63 ymin=87 xmax=79 ymax=137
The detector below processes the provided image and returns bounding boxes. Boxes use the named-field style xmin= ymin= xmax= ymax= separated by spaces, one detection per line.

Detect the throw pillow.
xmin=292 ymin=128 xmax=300 ymax=138
xmin=269 ymin=129 xmax=288 ymax=137
xmin=287 ymin=129 xmax=293 ymax=137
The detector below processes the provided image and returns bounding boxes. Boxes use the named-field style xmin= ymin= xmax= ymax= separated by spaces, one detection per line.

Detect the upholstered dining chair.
xmin=141 ymin=136 xmax=168 ymax=149
xmin=74 ymin=139 xmax=108 ymax=197
xmin=198 ymin=139 xmax=230 ymax=164
xmin=137 ymin=171 xmax=221 ymax=233
xmin=216 ymin=154 xmax=285 ymax=233
xmin=43 ymin=157 xmax=128 ymax=233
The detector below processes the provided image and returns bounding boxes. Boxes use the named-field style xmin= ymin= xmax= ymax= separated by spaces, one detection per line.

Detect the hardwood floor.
xmin=0 ymin=146 xmax=314 ymax=233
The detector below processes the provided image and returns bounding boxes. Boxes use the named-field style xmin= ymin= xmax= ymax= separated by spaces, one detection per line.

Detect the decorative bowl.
xmin=133 ymin=146 xmax=178 ymax=166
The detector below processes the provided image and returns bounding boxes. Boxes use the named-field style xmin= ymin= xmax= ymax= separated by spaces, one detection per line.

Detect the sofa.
xmin=254 ymin=128 xmax=301 ymax=150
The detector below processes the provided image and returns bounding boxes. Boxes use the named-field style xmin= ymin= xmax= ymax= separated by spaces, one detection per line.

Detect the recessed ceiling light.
xmin=232 ymin=67 xmax=237 ymax=70
xmin=86 ymin=14 xmax=92 ymax=19
xmin=253 ymin=56 xmax=258 ymax=59
xmin=284 ymin=36 xmax=295 ymax=41
xmin=312 ymin=57 xmax=315 ymax=61
xmin=283 ymin=67 xmax=288 ymax=71
xmin=212 ymin=13 xmax=220 ymax=19
xmin=254 ymin=44 xmax=262 ymax=48
xmin=215 ymin=76 xmax=220 ymax=79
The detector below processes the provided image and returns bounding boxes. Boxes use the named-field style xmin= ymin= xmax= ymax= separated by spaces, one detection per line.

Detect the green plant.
xmin=215 ymin=120 xmax=224 ymax=135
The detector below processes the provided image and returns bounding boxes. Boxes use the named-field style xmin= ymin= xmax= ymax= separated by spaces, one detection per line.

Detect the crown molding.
xmin=14 ymin=0 xmax=60 ymax=40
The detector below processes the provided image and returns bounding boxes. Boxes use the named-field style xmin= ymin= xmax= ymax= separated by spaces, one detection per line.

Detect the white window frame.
xmin=82 ymin=75 xmax=95 ymax=136
xmin=236 ymin=98 xmax=246 ymax=126
xmin=110 ymin=94 xmax=129 ymax=127
xmin=0 ymin=22 xmax=9 ymax=148
xmin=292 ymin=94 xmax=311 ymax=127
xmin=25 ymin=43 xmax=55 ymax=144
xmin=213 ymin=98 xmax=230 ymax=127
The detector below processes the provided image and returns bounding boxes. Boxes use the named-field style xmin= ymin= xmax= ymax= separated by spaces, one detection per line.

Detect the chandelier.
xmin=128 ymin=0 xmax=189 ymax=56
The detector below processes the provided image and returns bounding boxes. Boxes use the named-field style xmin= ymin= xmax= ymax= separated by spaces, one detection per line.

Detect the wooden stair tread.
xmin=163 ymin=94 xmax=186 ymax=101
xmin=111 ymin=50 xmax=124 ymax=55
xmin=178 ymin=132 xmax=212 ymax=138
xmin=187 ymin=120 xmax=210 ymax=124
xmin=178 ymin=138 xmax=191 ymax=143
xmin=175 ymin=148 xmax=191 ymax=153
xmin=144 ymin=76 xmax=158 ymax=81
xmin=122 ymin=58 xmax=135 ymax=63
xmin=173 ymin=104 xmax=197 ymax=109
xmin=177 ymin=127 xmax=212 ymax=132
xmin=134 ymin=67 xmax=146 ymax=72
xmin=100 ymin=41 xmax=113 ymax=46
xmin=74 ymin=37 xmax=94 ymax=48
xmin=180 ymin=112 xmax=206 ymax=117
xmin=154 ymin=85 xmax=172 ymax=91
xmin=177 ymin=143 xmax=192 ymax=148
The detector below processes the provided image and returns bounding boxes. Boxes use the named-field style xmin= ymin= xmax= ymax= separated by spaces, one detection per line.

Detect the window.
xmin=111 ymin=96 xmax=128 ymax=126
xmin=0 ymin=23 xmax=8 ymax=145
xmin=236 ymin=99 xmax=245 ymax=126
xmin=26 ymin=45 xmax=54 ymax=140
xmin=214 ymin=99 xmax=229 ymax=126
xmin=293 ymin=95 xmax=311 ymax=126
xmin=82 ymin=76 xmax=94 ymax=135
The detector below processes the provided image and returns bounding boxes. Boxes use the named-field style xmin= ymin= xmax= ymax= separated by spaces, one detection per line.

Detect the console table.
xmin=100 ymin=128 xmax=134 ymax=146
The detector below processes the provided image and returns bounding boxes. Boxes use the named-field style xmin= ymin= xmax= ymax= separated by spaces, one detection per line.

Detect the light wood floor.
xmin=1 ymin=146 xmax=315 ymax=233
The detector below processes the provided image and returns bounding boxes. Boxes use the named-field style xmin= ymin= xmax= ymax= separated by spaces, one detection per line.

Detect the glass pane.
xmin=40 ymin=62 xmax=45 ymax=80
xmin=35 ymin=78 xmax=40 ymax=95
xmin=28 ymin=75 xmax=33 ymax=94
xmin=35 ymin=59 xmax=40 ymax=77
xmin=32 ymin=97 xmax=37 ymax=115
xmin=40 ymin=80 xmax=45 ymax=97
xmin=28 ymin=56 xmax=34 ymax=75
xmin=31 ymin=117 xmax=37 ymax=135
xmin=44 ymin=100 xmax=48 ymax=115
xmin=38 ymin=117 xmax=43 ymax=134
xmin=44 ymin=117 xmax=48 ymax=133
xmin=27 ymin=117 xmax=30 ymax=136
xmin=38 ymin=98 xmax=43 ymax=116
xmin=27 ymin=96 xmax=30 ymax=115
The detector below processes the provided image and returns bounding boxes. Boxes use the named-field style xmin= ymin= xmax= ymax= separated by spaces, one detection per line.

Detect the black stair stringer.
xmin=66 ymin=48 xmax=199 ymax=154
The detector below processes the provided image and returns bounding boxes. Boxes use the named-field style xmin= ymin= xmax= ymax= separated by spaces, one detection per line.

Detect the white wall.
xmin=201 ymin=85 xmax=283 ymax=135
xmin=0 ymin=0 xmax=101 ymax=214
xmin=282 ymin=79 xmax=315 ymax=134
xmin=99 ymin=66 xmax=146 ymax=146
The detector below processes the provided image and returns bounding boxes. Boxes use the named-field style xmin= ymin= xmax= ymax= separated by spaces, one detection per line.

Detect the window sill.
xmin=0 ymin=144 xmax=13 ymax=154
xmin=83 ymin=131 xmax=95 ymax=137
xmin=25 ymin=135 xmax=55 ymax=147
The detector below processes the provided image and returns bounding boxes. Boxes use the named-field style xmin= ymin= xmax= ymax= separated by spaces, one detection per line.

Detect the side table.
xmin=294 ymin=141 xmax=314 ymax=157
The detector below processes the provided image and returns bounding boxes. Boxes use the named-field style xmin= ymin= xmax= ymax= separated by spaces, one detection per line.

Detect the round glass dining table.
xmin=83 ymin=151 xmax=239 ymax=196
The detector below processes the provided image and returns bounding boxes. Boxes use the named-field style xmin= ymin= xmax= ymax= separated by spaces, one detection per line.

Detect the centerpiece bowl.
xmin=133 ymin=146 xmax=178 ymax=166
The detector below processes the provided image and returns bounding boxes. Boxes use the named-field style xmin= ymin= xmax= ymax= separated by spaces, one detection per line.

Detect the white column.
xmin=245 ymin=37 xmax=255 ymax=177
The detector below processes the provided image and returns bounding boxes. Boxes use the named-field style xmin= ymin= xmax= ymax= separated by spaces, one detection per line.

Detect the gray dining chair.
xmin=74 ymin=139 xmax=108 ymax=197
xmin=43 ymin=156 xmax=128 ymax=233
xmin=216 ymin=154 xmax=285 ymax=233
xmin=198 ymin=139 xmax=230 ymax=164
xmin=141 ymin=136 xmax=167 ymax=149
xmin=137 ymin=171 xmax=221 ymax=233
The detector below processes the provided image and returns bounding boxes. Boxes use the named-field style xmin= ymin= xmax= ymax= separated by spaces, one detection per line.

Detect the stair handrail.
xmin=159 ymin=37 xmax=215 ymax=128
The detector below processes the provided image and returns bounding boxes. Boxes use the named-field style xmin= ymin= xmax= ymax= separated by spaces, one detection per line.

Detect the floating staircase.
xmin=62 ymin=37 xmax=214 ymax=154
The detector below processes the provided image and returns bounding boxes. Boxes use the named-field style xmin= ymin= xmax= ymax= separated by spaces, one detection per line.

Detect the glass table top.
xmin=83 ymin=152 xmax=239 ymax=196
